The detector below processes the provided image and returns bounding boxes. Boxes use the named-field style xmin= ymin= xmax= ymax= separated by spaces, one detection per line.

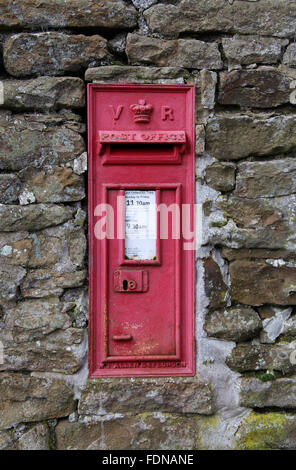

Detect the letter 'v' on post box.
xmin=88 ymin=84 xmax=195 ymax=377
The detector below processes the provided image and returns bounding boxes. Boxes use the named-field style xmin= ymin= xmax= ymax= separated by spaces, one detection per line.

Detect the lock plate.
xmin=113 ymin=269 xmax=148 ymax=293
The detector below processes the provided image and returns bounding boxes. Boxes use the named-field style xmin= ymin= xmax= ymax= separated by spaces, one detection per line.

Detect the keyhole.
xmin=123 ymin=280 xmax=128 ymax=291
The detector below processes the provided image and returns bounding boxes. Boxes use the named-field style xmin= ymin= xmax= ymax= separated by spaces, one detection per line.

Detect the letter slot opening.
xmin=98 ymin=130 xmax=186 ymax=165
xmin=110 ymin=143 xmax=175 ymax=159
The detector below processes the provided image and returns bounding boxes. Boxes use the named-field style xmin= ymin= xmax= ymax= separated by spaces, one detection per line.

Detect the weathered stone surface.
xmin=196 ymin=125 xmax=205 ymax=156
xmin=0 ymin=327 xmax=86 ymax=373
xmin=126 ymin=34 xmax=222 ymax=69
xmin=0 ymin=233 xmax=64 ymax=268
xmin=0 ymin=174 xmax=21 ymax=203
xmin=240 ymin=377 xmax=296 ymax=409
xmin=0 ymin=373 xmax=75 ymax=429
xmin=222 ymin=35 xmax=284 ymax=67
xmin=61 ymin=287 xmax=88 ymax=328
xmin=72 ymin=152 xmax=88 ymax=175
xmin=18 ymin=423 xmax=49 ymax=450
xmin=1 ymin=77 xmax=85 ymax=110
xmin=203 ymin=257 xmax=228 ymax=310
xmin=258 ymin=305 xmax=291 ymax=320
xmin=79 ymin=377 xmax=213 ymax=416
xmin=18 ymin=166 xmax=85 ymax=203
xmin=226 ymin=343 xmax=296 ymax=375
xmin=195 ymin=69 xmax=217 ymax=124
xmin=42 ymin=218 xmax=87 ymax=270
xmin=144 ymin=0 xmax=296 ymax=38
xmin=216 ymin=194 xmax=294 ymax=230
xmin=19 ymin=190 xmax=34 ymax=205
xmin=48 ymin=111 xmax=86 ymax=134
xmin=21 ymin=268 xmax=86 ymax=298
xmin=0 ymin=216 xmax=87 ymax=293
xmin=57 ymin=407 xmax=296 ymax=451
xmin=259 ymin=307 xmax=296 ymax=343
xmin=222 ymin=248 xmax=294 ymax=261
xmin=205 ymin=162 xmax=236 ymax=192
xmin=0 ymin=204 xmax=74 ymax=232
xmin=280 ymin=316 xmax=296 ymax=340
xmin=229 ymin=260 xmax=296 ymax=306
xmin=25 ymin=234 xmax=62 ymax=267
xmin=284 ymin=44 xmax=296 ymax=68
xmin=235 ymin=159 xmax=296 ymax=198
xmin=56 ymin=414 xmax=199 ymax=450
xmin=206 ymin=114 xmax=296 ymax=160
xmin=11 ymin=298 xmax=71 ymax=342
xmin=0 ymin=264 xmax=26 ymax=303
xmin=85 ymin=66 xmax=189 ymax=84
xmin=218 ymin=69 xmax=292 ymax=108
xmin=236 ymin=412 xmax=296 ymax=450
xmin=209 ymin=222 xmax=296 ymax=252
xmin=0 ymin=430 xmax=14 ymax=449
xmin=0 ymin=233 xmax=30 ymax=266
xmin=4 ymin=32 xmax=111 ymax=77
xmin=208 ymin=193 xmax=296 ymax=252
xmin=199 ymin=69 xmax=217 ymax=110
xmin=0 ymin=111 xmax=85 ymax=171
xmin=18 ymin=190 xmax=34 ymax=205
xmin=204 ymin=306 xmax=261 ymax=342
xmin=0 ymin=1 xmax=137 ymax=30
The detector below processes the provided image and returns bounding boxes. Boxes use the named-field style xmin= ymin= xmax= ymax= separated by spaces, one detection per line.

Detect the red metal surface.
xmin=88 ymin=84 xmax=195 ymax=377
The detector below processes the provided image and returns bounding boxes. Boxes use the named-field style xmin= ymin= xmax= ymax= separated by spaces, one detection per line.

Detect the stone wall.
xmin=1 ymin=0 xmax=296 ymax=450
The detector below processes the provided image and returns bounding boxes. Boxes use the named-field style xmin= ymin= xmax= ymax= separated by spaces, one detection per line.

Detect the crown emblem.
xmin=130 ymin=99 xmax=153 ymax=123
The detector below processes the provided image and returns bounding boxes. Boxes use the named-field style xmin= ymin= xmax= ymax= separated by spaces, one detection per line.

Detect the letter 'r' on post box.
xmin=88 ymin=84 xmax=195 ymax=377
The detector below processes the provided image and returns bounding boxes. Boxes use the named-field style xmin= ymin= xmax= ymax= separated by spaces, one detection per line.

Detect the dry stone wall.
xmin=1 ymin=0 xmax=296 ymax=450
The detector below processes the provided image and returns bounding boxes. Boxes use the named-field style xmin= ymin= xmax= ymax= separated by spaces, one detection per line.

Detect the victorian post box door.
xmin=88 ymin=84 xmax=195 ymax=377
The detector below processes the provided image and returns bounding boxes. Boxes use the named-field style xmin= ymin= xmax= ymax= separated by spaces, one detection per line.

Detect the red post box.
xmin=88 ymin=84 xmax=195 ymax=377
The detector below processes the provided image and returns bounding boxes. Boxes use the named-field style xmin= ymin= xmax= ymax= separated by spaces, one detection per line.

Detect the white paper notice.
xmin=125 ymin=190 xmax=156 ymax=260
